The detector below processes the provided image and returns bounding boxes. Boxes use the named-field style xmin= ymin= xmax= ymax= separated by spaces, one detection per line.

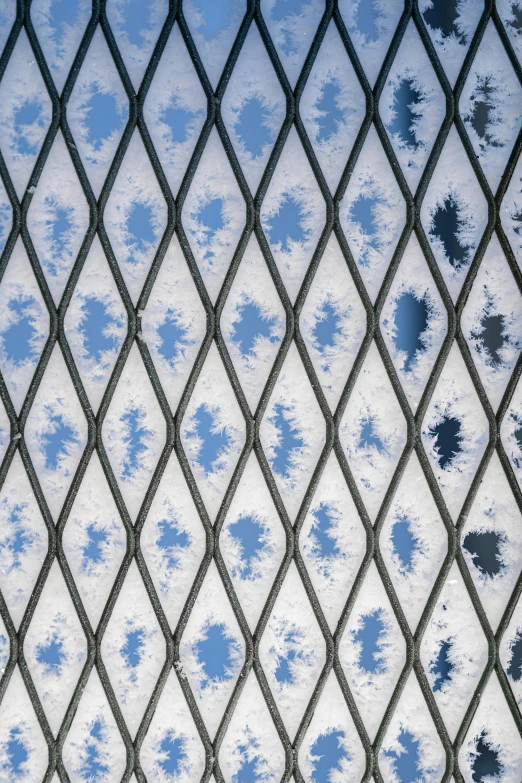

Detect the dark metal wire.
xmin=0 ymin=0 xmax=520 ymax=781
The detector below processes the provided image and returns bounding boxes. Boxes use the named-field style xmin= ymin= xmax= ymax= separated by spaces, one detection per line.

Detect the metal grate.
xmin=0 ymin=0 xmax=521 ymax=781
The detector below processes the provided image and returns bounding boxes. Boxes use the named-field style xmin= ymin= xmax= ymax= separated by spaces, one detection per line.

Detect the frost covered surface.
xmin=380 ymin=233 xmax=447 ymax=412
xmin=222 ymin=25 xmax=286 ymax=195
xmin=65 ymin=236 xmax=127 ymax=413
xmin=420 ymin=563 xmax=488 ymax=741
xmin=260 ymin=0 xmax=324 ymax=88
xmin=62 ymin=453 xmax=126 ymax=630
xmin=300 ymin=236 xmax=366 ymax=412
xmin=380 ymin=453 xmax=447 ymax=632
xmin=421 ymin=344 xmax=489 ymax=521
xmin=220 ymin=454 xmax=286 ymax=631
xmin=179 ymin=561 xmax=245 ymax=739
xmin=379 ymin=673 xmax=445 ymax=783
xmin=141 ymin=453 xmax=206 ymax=632
xmin=184 ymin=0 xmax=246 ymax=90
xmin=419 ymin=0 xmax=484 ymax=87
xmin=181 ymin=343 xmax=246 ymax=521
xmin=101 ymin=560 xmax=165 ymax=738
xmin=24 ymin=562 xmax=87 ymax=736
xmin=339 ymin=342 xmax=407 ymax=522
xmin=299 ymin=672 xmax=365 ymax=783
xmin=140 ymin=669 xmax=206 ymax=783
xmin=0 ymin=240 xmax=49 ymax=413
xmin=460 ymin=21 xmax=522 ymax=192
xmin=221 ymin=236 xmax=285 ymax=413
xmin=182 ymin=128 xmax=246 ymax=304
xmin=500 ymin=591 xmax=522 ymax=711
xmin=300 ymin=454 xmax=366 ymax=632
xmin=260 ymin=343 xmax=326 ymax=520
xmin=380 ymin=21 xmax=445 ymax=192
xmin=106 ymin=0 xmax=168 ymax=90
xmin=144 ymin=23 xmax=206 ymax=197
xmin=31 ymin=0 xmax=91 ymax=94
xmin=27 ymin=132 xmax=90 ymax=305
xmin=340 ymin=126 xmax=406 ymax=303
xmin=421 ymin=126 xmax=488 ymax=303
xmin=102 ymin=344 xmax=166 ymax=521
xmin=260 ymin=127 xmax=326 ymax=303
xmin=0 ymin=668 xmax=47 ymax=783
xmin=220 ymin=674 xmax=285 ymax=783
xmin=339 ymin=561 xmax=406 ymax=741
xmin=459 ymin=674 xmax=522 ymax=783
xmin=258 ymin=563 xmax=325 ymax=740
xmin=300 ymin=22 xmax=365 ymax=193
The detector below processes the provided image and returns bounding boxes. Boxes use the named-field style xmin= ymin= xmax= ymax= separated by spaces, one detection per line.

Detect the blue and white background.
xmin=0 ymin=1 xmax=521 ymax=782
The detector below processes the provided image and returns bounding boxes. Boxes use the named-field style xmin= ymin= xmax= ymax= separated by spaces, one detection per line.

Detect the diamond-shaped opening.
xmin=421 ymin=127 xmax=488 ymax=303
xmin=380 ymin=233 xmax=448 ymax=413
xmin=104 ymin=130 xmax=168 ymax=306
xmin=0 ymin=177 xmax=13 ymax=258
xmin=65 ymin=236 xmax=127 ymax=414
xmin=140 ymin=668 xmax=206 ymax=783
xmin=221 ymin=235 xmax=286 ymax=414
xmin=220 ymin=672 xmax=285 ymax=783
xmin=184 ymin=0 xmax=246 ymax=90
xmin=458 ymin=673 xmax=522 ymax=783
xmin=420 ymin=562 xmax=488 ymax=741
xmin=338 ymin=0 xmax=403 ymax=88
xmin=300 ymin=21 xmax=365 ymax=195
xmin=260 ymin=0 xmax=324 ymax=88
xmin=339 ymin=560 xmax=406 ymax=742
xmin=460 ymin=20 xmax=522 ymax=192
xmin=62 ymin=668 xmax=127 ymax=782
xmin=222 ymin=24 xmax=285 ymax=195
xmin=420 ymin=343 xmax=489 ymax=522
xmin=62 ymin=452 xmax=126 ymax=631
xmin=499 ymin=590 xmax=522 ymax=713
xmin=339 ymin=125 xmax=406 ymax=303
xmin=379 ymin=672 xmax=446 ymax=783
xmin=141 ymin=234 xmax=206 ymax=416
xmin=0 ymin=668 xmax=47 ymax=781
xmin=258 ymin=562 xmax=326 ymax=741
xmin=260 ymin=342 xmax=326 ymax=521
xmin=220 ymin=453 xmax=286 ymax=632
xmin=30 ymin=0 xmax=92 ymax=94
xmin=0 ymin=453 xmax=47 ymax=630
xmin=298 ymin=671 xmax=366 ymax=783
xmin=27 ymin=131 xmax=90 ymax=306
xmin=461 ymin=452 xmax=522 ymax=633
xmin=67 ymin=26 xmax=129 ymax=197
xmin=180 ymin=342 xmax=246 ymax=522
xmin=25 ymin=345 xmax=88 ymax=521
xmin=420 ymin=0 xmax=484 ymax=87
xmin=102 ymin=343 xmax=166 ymax=522
xmin=182 ymin=128 xmax=246 ymax=304
xmin=462 ymin=235 xmax=522 ymax=411
xmin=260 ymin=126 xmax=326 ymax=304
xmin=141 ymin=452 xmax=206 ymax=633
xmin=380 ymin=20 xmax=446 ymax=193
xmin=300 ymin=453 xmax=366 ymax=634
xmin=24 ymin=561 xmax=87 ymax=736
xmin=143 ymin=22 xmax=207 ymax=198
xmin=0 ymin=239 xmax=49 ymax=414
xmin=106 ymin=0 xmax=168 ymax=91
xmin=380 ymin=452 xmax=447 ymax=633
xmin=101 ymin=559 xmax=165 ymax=739
xmin=179 ymin=560 xmax=245 ymax=740
xmin=339 ymin=341 xmax=407 ymax=522
xmin=0 ymin=30 xmax=53 ymax=199
xmin=300 ymin=235 xmax=366 ymax=413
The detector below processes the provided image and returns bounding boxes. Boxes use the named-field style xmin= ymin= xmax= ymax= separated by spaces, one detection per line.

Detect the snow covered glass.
xmin=1 ymin=0 xmax=522 ymax=781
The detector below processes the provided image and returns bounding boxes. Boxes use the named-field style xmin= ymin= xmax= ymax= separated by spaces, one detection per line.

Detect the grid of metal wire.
xmin=0 ymin=0 xmax=521 ymax=781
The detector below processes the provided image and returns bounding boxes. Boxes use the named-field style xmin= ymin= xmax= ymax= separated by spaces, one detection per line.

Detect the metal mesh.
xmin=0 ymin=0 xmax=521 ymax=781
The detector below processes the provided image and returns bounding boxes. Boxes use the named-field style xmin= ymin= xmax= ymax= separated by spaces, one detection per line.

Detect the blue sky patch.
xmin=157 ymin=518 xmax=189 ymax=570
xmin=316 ymin=81 xmax=344 ymax=144
xmin=471 ymin=732 xmax=502 ymax=783
xmin=80 ymin=297 xmax=120 ymax=364
xmin=158 ymin=731 xmax=187 ymax=778
xmin=121 ymin=408 xmax=150 ymax=480
xmin=48 ymin=0 xmax=79 ymax=45
xmin=387 ymin=80 xmax=422 ymax=150
xmin=270 ymin=403 xmax=304 ymax=479
xmin=82 ymin=524 xmax=108 ymax=570
xmin=42 ymin=414 xmax=79 ymax=471
xmin=393 ymin=292 xmax=429 ymax=372
xmin=312 ymin=300 xmax=341 ymax=354
xmin=383 ymin=728 xmax=421 ymax=783
xmin=235 ymin=97 xmax=273 ymax=158
xmin=85 ymin=90 xmax=128 ymax=152
xmin=13 ymin=101 xmax=43 ymax=156
xmin=197 ymin=198 xmax=224 ymax=260
xmin=310 ymin=730 xmax=348 ymax=783
xmin=1 ymin=503 xmax=35 ymax=571
xmin=3 ymin=727 xmax=28 ymax=779
xmin=309 ymin=504 xmax=340 ymax=561
xmin=125 ymin=202 xmax=157 ymax=262
xmin=358 ymin=416 xmax=385 ymax=453
xmin=430 ymin=198 xmax=470 ymax=270
xmin=121 ymin=627 xmax=145 ymax=674
xmin=79 ymin=719 xmax=109 ymax=783
xmin=231 ymin=301 xmax=279 ymax=356
xmin=191 ymin=404 xmax=230 ymax=475
xmin=507 ymin=630 xmax=522 ymax=682
xmin=430 ymin=638 xmax=454 ymax=692
xmin=118 ymin=0 xmax=153 ymax=47
xmin=36 ymin=635 xmax=66 ymax=675
xmin=463 ymin=531 xmax=504 ymax=578
xmin=355 ymin=0 xmax=381 ymax=41
xmin=353 ymin=609 xmax=386 ymax=674
xmin=196 ymin=622 xmax=237 ymax=687
xmin=423 ymin=0 xmax=463 ymax=40
xmin=274 ymin=630 xmax=302 ymax=685
xmin=267 ymin=195 xmax=308 ymax=252
xmin=193 ymin=0 xmax=234 ymax=40
xmin=1 ymin=298 xmax=39 ymax=365
xmin=229 ymin=514 xmax=265 ymax=579
xmin=391 ymin=515 xmax=418 ymax=572
xmin=161 ymin=104 xmax=203 ymax=145
xmin=429 ymin=415 xmax=462 ymax=470
xmin=157 ymin=311 xmax=188 ymax=365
